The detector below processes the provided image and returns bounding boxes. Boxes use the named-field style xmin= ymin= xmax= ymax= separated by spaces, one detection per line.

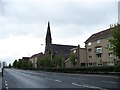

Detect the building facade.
xmin=85 ymin=27 xmax=119 ymax=67
xmin=29 ymin=53 xmax=43 ymax=68
xmin=65 ymin=46 xmax=87 ymax=68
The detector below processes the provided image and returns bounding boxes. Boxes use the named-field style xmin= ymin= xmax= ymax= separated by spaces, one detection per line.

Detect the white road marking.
xmin=101 ymin=81 xmax=117 ymax=84
xmin=54 ymin=80 xmax=62 ymax=83
xmin=5 ymin=81 xmax=7 ymax=83
xmin=83 ymin=85 xmax=102 ymax=89
xmin=72 ymin=82 xmax=82 ymax=87
xmin=5 ymin=83 xmax=8 ymax=86
xmin=5 ymin=81 xmax=8 ymax=90
xmin=6 ymin=86 xmax=8 ymax=90
xmin=45 ymin=78 xmax=53 ymax=81
xmin=72 ymin=82 xmax=108 ymax=90
xmin=67 ymin=73 xmax=119 ymax=79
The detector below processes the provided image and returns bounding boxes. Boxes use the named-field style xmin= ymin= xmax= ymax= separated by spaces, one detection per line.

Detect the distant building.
xmin=85 ymin=26 xmax=120 ymax=66
xmin=29 ymin=52 xmax=44 ymax=68
xmin=45 ymin=22 xmax=77 ymax=66
xmin=65 ymin=46 xmax=87 ymax=68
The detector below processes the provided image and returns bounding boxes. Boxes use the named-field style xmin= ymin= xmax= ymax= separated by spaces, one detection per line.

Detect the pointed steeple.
xmin=46 ymin=21 xmax=52 ymax=45
xmin=45 ymin=21 xmax=52 ymax=54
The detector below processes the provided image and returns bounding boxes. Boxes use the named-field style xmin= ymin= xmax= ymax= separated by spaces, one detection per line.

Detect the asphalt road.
xmin=2 ymin=68 xmax=120 ymax=90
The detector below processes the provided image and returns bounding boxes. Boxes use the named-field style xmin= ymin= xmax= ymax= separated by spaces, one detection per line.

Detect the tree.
xmin=53 ymin=54 xmax=63 ymax=67
xmin=13 ymin=60 xmax=18 ymax=68
xmin=37 ymin=57 xmax=45 ymax=68
xmin=44 ymin=55 xmax=51 ymax=67
xmin=9 ymin=63 xmax=12 ymax=68
xmin=37 ymin=54 xmax=51 ymax=68
xmin=109 ymin=24 xmax=120 ymax=58
xmin=69 ymin=53 xmax=77 ymax=66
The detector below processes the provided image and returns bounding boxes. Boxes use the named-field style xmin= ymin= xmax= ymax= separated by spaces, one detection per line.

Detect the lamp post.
xmin=77 ymin=44 xmax=80 ymax=67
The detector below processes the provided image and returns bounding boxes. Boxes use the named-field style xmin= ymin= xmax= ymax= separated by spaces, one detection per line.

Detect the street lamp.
xmin=77 ymin=44 xmax=80 ymax=67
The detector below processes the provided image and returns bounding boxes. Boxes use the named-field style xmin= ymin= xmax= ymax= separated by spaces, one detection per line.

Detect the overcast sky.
xmin=0 ymin=0 xmax=119 ymax=65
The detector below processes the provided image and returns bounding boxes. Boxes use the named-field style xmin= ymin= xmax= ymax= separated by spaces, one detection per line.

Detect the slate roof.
xmin=51 ymin=44 xmax=77 ymax=59
xmin=85 ymin=28 xmax=112 ymax=44
xmin=22 ymin=57 xmax=30 ymax=61
xmin=30 ymin=52 xmax=43 ymax=59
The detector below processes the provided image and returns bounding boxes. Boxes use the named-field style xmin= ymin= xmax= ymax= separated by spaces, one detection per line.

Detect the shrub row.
xmin=20 ymin=65 xmax=120 ymax=74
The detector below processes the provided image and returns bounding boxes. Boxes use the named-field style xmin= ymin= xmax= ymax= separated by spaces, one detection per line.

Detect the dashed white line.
xmin=54 ymin=80 xmax=62 ymax=83
xmin=83 ymin=85 xmax=102 ymax=89
xmin=5 ymin=83 xmax=8 ymax=86
xmin=72 ymin=82 xmax=82 ymax=87
xmin=72 ymin=82 xmax=108 ymax=90
xmin=5 ymin=81 xmax=8 ymax=90
xmin=6 ymin=87 xmax=8 ymax=90
xmin=5 ymin=81 xmax=7 ymax=83
xmin=101 ymin=81 xmax=116 ymax=84
xmin=45 ymin=78 xmax=52 ymax=81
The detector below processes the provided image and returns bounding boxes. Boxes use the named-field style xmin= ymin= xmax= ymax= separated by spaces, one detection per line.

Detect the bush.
xmin=36 ymin=65 xmax=120 ymax=73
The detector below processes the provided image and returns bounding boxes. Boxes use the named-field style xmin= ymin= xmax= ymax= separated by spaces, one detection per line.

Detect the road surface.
xmin=2 ymin=68 xmax=120 ymax=90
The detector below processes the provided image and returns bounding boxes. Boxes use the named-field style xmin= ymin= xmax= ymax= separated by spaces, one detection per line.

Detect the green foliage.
xmin=69 ymin=53 xmax=77 ymax=65
xmin=9 ymin=63 xmax=12 ymax=68
xmin=53 ymin=54 xmax=64 ymax=67
xmin=37 ymin=56 xmax=45 ymax=67
xmin=13 ymin=60 xmax=18 ymax=68
xmin=109 ymin=24 xmax=120 ymax=58
xmin=37 ymin=65 xmax=120 ymax=73
xmin=13 ymin=59 xmax=33 ymax=69
xmin=37 ymin=54 xmax=51 ymax=68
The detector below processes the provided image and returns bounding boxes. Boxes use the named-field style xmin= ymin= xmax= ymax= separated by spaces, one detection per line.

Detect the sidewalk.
xmin=0 ymin=76 xmax=2 ymax=90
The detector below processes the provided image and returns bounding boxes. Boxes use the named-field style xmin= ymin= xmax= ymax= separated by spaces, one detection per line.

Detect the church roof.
xmin=51 ymin=44 xmax=77 ymax=59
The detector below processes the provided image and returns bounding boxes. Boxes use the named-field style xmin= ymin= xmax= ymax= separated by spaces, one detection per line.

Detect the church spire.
xmin=46 ymin=21 xmax=52 ymax=45
xmin=45 ymin=21 xmax=52 ymax=54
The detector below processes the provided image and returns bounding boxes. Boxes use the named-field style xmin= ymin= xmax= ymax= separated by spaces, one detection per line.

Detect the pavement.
xmin=0 ymin=76 xmax=2 ymax=90
xmin=2 ymin=68 xmax=120 ymax=90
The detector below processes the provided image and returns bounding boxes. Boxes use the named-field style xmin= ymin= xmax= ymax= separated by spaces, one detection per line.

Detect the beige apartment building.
xmin=65 ymin=46 xmax=87 ymax=68
xmin=85 ymin=27 xmax=119 ymax=67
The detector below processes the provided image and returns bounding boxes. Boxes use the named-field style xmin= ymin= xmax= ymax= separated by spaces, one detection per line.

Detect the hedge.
xmin=14 ymin=65 xmax=120 ymax=75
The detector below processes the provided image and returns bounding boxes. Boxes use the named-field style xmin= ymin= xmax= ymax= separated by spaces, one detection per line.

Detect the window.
xmin=89 ymin=56 xmax=92 ymax=59
xmin=108 ymin=53 xmax=113 ymax=57
xmin=97 ymin=54 xmax=101 ymax=58
xmin=88 ymin=48 xmax=92 ymax=52
xmin=107 ymin=44 xmax=113 ymax=49
xmin=88 ymin=42 xmax=91 ymax=46
xmin=97 ymin=40 xmax=101 ymax=43
xmin=89 ymin=63 xmax=92 ymax=66
xmin=73 ymin=50 xmax=76 ymax=53
xmin=97 ymin=60 xmax=102 ymax=66
xmin=96 ymin=47 xmax=102 ymax=53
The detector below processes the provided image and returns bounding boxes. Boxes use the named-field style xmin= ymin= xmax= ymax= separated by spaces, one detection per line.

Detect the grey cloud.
xmin=0 ymin=0 xmax=118 ymax=39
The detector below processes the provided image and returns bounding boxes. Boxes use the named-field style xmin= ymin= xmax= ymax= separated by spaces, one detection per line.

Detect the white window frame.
xmin=97 ymin=39 xmax=101 ymax=43
xmin=88 ymin=42 xmax=91 ymax=46
xmin=96 ymin=47 xmax=102 ymax=53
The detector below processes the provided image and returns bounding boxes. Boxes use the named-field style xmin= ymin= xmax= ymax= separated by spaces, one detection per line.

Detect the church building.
xmin=45 ymin=22 xmax=77 ymax=62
